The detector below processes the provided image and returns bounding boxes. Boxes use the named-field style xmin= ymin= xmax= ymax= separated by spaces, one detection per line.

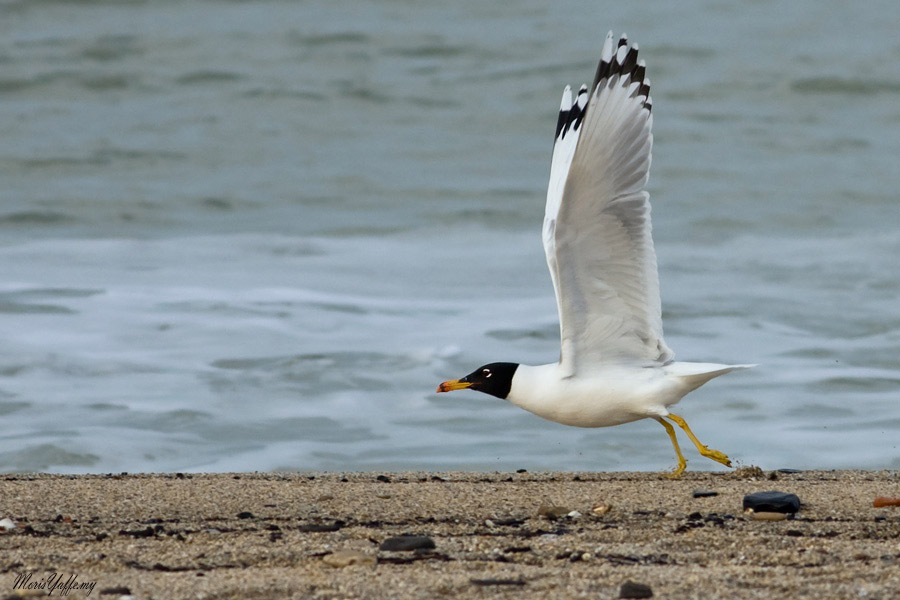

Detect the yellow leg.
xmin=655 ymin=417 xmax=687 ymax=478
xmin=666 ymin=413 xmax=732 ymax=468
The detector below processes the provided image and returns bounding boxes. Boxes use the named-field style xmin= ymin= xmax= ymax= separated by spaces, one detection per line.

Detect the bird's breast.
xmin=507 ymin=364 xmax=681 ymax=428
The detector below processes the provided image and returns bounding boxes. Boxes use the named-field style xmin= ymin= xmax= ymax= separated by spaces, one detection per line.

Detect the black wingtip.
xmin=592 ymin=59 xmax=611 ymax=90
xmin=555 ymin=85 xmax=591 ymax=141
xmin=555 ymin=108 xmax=567 ymax=139
xmin=620 ymin=46 xmax=639 ymax=76
xmin=633 ymin=64 xmax=646 ymax=85
xmin=557 ymin=33 xmax=652 ymax=144
xmin=589 ymin=33 xmax=651 ymax=114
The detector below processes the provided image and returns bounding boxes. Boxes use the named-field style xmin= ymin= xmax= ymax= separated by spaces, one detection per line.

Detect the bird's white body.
xmin=508 ymin=362 xmax=750 ymax=428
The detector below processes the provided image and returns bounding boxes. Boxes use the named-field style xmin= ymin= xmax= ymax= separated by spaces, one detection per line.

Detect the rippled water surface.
xmin=1 ymin=1 xmax=899 ymax=472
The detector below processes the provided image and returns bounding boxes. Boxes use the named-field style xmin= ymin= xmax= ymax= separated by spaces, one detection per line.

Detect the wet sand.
xmin=1 ymin=470 xmax=899 ymax=599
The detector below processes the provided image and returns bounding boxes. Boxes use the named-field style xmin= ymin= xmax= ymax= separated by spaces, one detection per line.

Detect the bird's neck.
xmin=506 ymin=363 xmax=562 ymax=411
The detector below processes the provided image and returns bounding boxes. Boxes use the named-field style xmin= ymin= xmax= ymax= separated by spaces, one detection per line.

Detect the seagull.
xmin=437 ymin=32 xmax=753 ymax=477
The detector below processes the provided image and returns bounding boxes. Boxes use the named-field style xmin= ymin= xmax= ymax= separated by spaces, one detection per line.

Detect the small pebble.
xmin=99 ymin=587 xmax=132 ymax=595
xmin=592 ymin=503 xmax=611 ymax=515
xmin=298 ymin=521 xmax=345 ymax=532
xmin=471 ymin=577 xmax=526 ymax=586
xmin=742 ymin=491 xmax=800 ymax=514
xmin=873 ymin=496 xmax=900 ymax=508
xmin=692 ymin=490 xmax=718 ymax=498
xmin=379 ymin=535 xmax=435 ymax=551
xmin=567 ymin=510 xmax=582 ymax=519
xmin=0 ymin=517 xmax=17 ymax=532
xmin=492 ymin=518 xmax=525 ymax=527
xmin=620 ymin=580 xmax=653 ymax=598
xmin=322 ymin=550 xmax=375 ymax=568
xmin=236 ymin=511 xmax=254 ymax=519
xmin=777 ymin=468 xmax=802 ymax=474
xmin=538 ymin=504 xmax=571 ymax=520
xmin=745 ymin=509 xmax=788 ymax=521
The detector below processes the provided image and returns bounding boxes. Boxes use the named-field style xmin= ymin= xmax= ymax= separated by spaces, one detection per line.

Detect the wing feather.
xmin=543 ymin=32 xmax=673 ymax=374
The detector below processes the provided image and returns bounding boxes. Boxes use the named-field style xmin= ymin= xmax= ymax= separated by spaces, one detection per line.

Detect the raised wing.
xmin=543 ymin=32 xmax=673 ymax=374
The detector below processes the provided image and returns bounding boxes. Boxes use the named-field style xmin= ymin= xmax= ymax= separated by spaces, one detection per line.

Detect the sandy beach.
xmin=1 ymin=470 xmax=898 ymax=599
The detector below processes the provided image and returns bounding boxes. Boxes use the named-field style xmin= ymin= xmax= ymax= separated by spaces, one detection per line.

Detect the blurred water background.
xmin=1 ymin=0 xmax=899 ymax=473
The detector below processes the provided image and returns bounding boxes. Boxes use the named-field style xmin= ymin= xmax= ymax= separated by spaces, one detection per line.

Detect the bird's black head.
xmin=436 ymin=362 xmax=519 ymax=400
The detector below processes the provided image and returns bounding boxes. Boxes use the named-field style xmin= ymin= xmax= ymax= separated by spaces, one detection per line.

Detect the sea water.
xmin=1 ymin=0 xmax=899 ymax=472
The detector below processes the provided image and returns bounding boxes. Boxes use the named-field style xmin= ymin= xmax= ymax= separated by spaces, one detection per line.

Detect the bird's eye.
xmin=483 ymin=369 xmax=492 ymax=378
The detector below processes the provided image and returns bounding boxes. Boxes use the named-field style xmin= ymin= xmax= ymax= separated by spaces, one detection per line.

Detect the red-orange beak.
xmin=436 ymin=379 xmax=472 ymax=393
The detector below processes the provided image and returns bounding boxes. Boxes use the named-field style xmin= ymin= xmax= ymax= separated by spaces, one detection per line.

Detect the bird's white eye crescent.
xmin=484 ymin=369 xmax=492 ymax=378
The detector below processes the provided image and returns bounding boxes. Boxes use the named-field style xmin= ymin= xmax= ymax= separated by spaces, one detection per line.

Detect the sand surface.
xmin=1 ymin=470 xmax=899 ymax=599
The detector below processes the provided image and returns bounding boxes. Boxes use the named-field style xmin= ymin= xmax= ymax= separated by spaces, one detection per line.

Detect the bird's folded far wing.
xmin=543 ymin=32 xmax=673 ymax=374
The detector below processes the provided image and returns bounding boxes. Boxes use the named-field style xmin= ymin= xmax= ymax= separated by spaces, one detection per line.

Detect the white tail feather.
xmin=666 ymin=362 xmax=756 ymax=394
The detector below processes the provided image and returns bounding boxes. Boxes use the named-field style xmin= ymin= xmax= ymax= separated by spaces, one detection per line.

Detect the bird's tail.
xmin=666 ymin=362 xmax=756 ymax=394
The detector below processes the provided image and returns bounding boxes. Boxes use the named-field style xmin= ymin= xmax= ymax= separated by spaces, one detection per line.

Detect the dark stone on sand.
xmin=471 ymin=577 xmax=526 ymax=586
xmin=693 ymin=489 xmax=718 ymax=498
xmin=492 ymin=518 xmax=526 ymax=527
xmin=777 ymin=468 xmax=802 ymax=474
xmin=379 ymin=535 xmax=436 ymax=552
xmin=377 ymin=550 xmax=452 ymax=564
xmin=99 ymin=587 xmax=132 ymax=595
xmin=376 ymin=475 xmax=391 ymax=483
xmin=119 ymin=527 xmax=156 ymax=538
xmin=298 ymin=520 xmax=345 ymax=532
xmin=516 ymin=468 xmax=527 ymax=473
xmin=537 ymin=504 xmax=571 ymax=520
xmin=704 ymin=513 xmax=726 ymax=527
xmin=743 ymin=491 xmax=801 ymax=514
xmin=236 ymin=511 xmax=254 ymax=519
xmin=620 ymin=580 xmax=654 ymax=598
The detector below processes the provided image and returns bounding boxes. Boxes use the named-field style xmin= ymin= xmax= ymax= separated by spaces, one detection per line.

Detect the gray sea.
xmin=1 ymin=1 xmax=899 ymax=473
